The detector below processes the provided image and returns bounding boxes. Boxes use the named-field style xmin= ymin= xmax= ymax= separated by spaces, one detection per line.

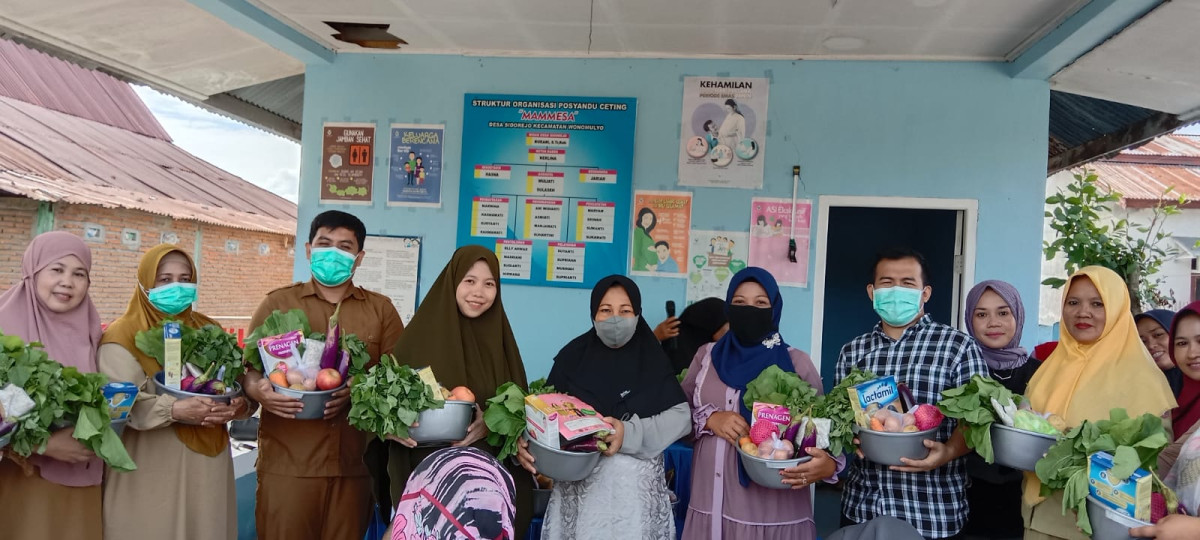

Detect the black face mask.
xmin=728 ymin=305 xmax=776 ymax=346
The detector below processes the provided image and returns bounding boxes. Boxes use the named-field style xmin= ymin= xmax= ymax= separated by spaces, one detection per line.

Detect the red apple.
xmin=315 ymin=368 xmax=342 ymax=391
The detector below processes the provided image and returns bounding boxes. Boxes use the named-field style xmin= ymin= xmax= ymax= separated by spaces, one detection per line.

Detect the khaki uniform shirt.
xmin=250 ymin=280 xmax=404 ymax=477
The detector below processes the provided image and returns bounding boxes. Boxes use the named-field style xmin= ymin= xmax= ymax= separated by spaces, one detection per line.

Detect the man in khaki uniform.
xmin=244 ymin=210 xmax=404 ymax=540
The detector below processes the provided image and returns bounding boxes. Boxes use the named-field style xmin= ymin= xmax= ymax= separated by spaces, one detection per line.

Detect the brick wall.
xmin=0 ymin=197 xmax=37 ymax=289
xmin=0 ymin=200 xmax=296 ymax=331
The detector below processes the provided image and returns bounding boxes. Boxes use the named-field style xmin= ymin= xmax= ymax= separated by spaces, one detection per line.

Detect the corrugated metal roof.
xmin=0 ymin=39 xmax=171 ymax=141
xmin=1089 ymin=161 xmax=1200 ymax=203
xmin=0 ymin=171 xmax=293 ymax=235
xmin=0 ymin=94 xmax=296 ymax=222
xmin=227 ymin=74 xmax=304 ymax=124
xmin=1123 ymin=134 xmax=1200 ymax=158
xmin=1048 ymin=91 xmax=1158 ymax=156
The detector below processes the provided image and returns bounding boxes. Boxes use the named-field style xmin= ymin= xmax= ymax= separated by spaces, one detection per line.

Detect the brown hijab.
xmin=100 ymin=244 xmax=227 ymax=456
xmin=392 ymin=244 xmax=528 ymax=400
xmin=386 ymin=245 xmax=530 ymax=511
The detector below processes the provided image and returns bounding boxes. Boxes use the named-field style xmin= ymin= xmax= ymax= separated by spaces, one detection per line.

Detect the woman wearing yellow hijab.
xmin=98 ymin=245 xmax=253 ymax=539
xmin=1022 ymin=266 xmax=1177 ymax=539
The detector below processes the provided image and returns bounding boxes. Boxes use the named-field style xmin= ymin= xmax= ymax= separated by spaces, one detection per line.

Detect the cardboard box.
xmin=102 ymin=382 xmax=139 ymax=421
xmin=524 ymin=393 xmax=611 ymax=449
xmin=1088 ymin=451 xmax=1152 ymax=521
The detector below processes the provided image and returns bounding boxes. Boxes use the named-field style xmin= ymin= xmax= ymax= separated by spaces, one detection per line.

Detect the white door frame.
xmin=809 ymin=196 xmax=978 ymax=369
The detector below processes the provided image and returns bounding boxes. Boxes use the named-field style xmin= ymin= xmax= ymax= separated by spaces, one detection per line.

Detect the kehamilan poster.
xmin=388 ymin=124 xmax=444 ymax=207
xmin=320 ymin=122 xmax=375 ymax=204
xmin=748 ymin=197 xmax=811 ymax=287
xmin=678 ymin=77 xmax=769 ymax=189
xmin=686 ymin=230 xmax=749 ymax=305
xmin=630 ymin=191 xmax=691 ymax=278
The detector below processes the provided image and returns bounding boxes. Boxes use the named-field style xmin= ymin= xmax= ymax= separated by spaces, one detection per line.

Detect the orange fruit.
xmin=449 ymin=386 xmax=476 ymax=403
xmin=268 ymin=371 xmax=288 ymax=387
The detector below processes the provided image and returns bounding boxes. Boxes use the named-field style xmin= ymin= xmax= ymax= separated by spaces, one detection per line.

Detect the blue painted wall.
xmin=296 ymin=55 xmax=1049 ymax=379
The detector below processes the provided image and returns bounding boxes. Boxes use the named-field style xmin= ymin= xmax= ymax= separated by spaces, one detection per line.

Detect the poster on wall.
xmin=678 ymin=77 xmax=769 ymax=189
xmin=388 ymin=124 xmax=444 ymax=207
xmin=354 ymin=235 xmax=421 ymax=324
xmin=456 ymin=94 xmax=638 ymax=289
xmin=686 ymin=230 xmax=749 ymax=304
xmin=320 ymin=122 xmax=375 ymax=204
xmin=630 ymin=191 xmax=692 ymax=277
xmin=748 ymin=197 xmax=811 ymax=287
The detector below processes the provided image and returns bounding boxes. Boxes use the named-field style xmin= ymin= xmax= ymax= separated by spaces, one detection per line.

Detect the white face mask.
xmin=595 ymin=315 xmax=639 ymax=348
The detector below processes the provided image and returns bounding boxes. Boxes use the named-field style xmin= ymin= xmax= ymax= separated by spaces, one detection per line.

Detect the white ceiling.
xmin=252 ymin=0 xmax=1088 ymax=60
xmin=0 ymin=0 xmax=304 ymax=99
xmin=1051 ymin=0 xmax=1200 ymax=117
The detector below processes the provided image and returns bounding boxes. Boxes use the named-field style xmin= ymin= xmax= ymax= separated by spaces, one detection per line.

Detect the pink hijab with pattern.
xmin=0 ymin=231 xmax=104 ymax=486
xmin=391 ymin=447 xmax=515 ymax=540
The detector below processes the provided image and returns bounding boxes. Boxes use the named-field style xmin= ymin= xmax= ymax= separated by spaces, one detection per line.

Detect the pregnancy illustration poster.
xmin=686 ymin=230 xmax=749 ymax=305
xmin=748 ymin=197 xmax=811 ymax=287
xmin=456 ymin=94 xmax=637 ymax=289
xmin=320 ymin=122 xmax=375 ymax=204
xmin=629 ymin=191 xmax=691 ymax=277
xmin=388 ymin=124 xmax=444 ymax=207
xmin=678 ymin=77 xmax=769 ymax=189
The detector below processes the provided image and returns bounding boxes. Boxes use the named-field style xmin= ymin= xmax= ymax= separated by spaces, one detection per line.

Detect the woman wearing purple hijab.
xmin=961 ymin=280 xmax=1040 ymax=540
xmin=0 ymin=231 xmax=105 ymax=540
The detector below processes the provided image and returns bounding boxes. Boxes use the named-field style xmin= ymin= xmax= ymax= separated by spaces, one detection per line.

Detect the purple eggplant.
xmin=0 ymin=421 xmax=14 ymax=437
xmin=320 ymin=303 xmax=343 ymax=371
xmin=337 ymin=349 xmax=351 ymax=380
xmin=783 ymin=420 xmax=803 ymax=442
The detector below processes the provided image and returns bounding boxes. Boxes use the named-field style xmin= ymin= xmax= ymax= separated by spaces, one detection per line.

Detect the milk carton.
xmin=848 ymin=376 xmax=904 ymax=428
xmin=751 ymin=402 xmax=792 ymax=431
xmin=1089 ymin=451 xmax=1152 ymax=521
xmin=102 ymin=382 xmax=139 ymax=421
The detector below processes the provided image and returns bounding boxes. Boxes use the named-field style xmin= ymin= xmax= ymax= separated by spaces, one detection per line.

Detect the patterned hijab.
xmin=101 ymin=244 xmax=227 ymax=457
xmin=391 ymin=447 xmax=515 ymax=540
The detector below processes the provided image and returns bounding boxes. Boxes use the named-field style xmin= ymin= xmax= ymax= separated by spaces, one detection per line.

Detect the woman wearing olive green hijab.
xmin=1022 ymin=266 xmax=1176 ymax=540
xmin=386 ymin=245 xmax=533 ymax=537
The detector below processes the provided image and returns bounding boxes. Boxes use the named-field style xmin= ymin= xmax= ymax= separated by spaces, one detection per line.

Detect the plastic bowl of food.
xmin=524 ymin=433 xmax=601 ymax=482
xmin=737 ymin=446 xmax=812 ymax=489
xmin=991 ymin=423 xmax=1058 ymax=471
xmin=856 ymin=426 xmax=938 ymax=467
xmin=153 ymin=372 xmax=241 ymax=405
xmin=1086 ymin=496 xmax=1148 ymax=540
xmin=409 ymin=401 xmax=474 ymax=445
xmin=271 ymin=382 xmax=343 ymax=420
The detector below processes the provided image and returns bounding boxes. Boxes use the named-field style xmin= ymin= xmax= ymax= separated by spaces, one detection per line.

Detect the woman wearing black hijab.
xmin=664 ymin=297 xmax=729 ymax=373
xmin=519 ymin=275 xmax=690 ymax=540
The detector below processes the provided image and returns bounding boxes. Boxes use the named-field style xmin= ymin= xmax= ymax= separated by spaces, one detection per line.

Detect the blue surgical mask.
xmin=595 ymin=315 xmax=639 ymax=348
xmin=872 ymin=286 xmax=923 ymax=327
xmin=146 ymin=282 xmax=197 ymax=315
xmin=310 ymin=247 xmax=357 ymax=286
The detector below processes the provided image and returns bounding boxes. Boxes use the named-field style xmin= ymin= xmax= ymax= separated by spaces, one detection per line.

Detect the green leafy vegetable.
xmin=676 ymin=368 xmax=688 ymax=384
xmin=340 ymin=333 xmax=371 ymax=377
xmin=937 ymin=375 xmax=1016 ymax=463
xmin=243 ymin=309 xmax=312 ymax=371
xmin=813 ymin=368 xmax=877 ymax=456
xmin=1035 ymin=408 xmax=1170 ymax=535
xmin=742 ymin=365 xmax=819 ymax=414
xmin=0 ymin=331 xmax=136 ymax=471
xmin=484 ymin=382 xmax=529 ymax=460
xmin=349 ymin=354 xmax=444 ymax=439
xmin=528 ymin=378 xmax=555 ymax=395
xmin=135 ymin=321 xmax=244 ymax=386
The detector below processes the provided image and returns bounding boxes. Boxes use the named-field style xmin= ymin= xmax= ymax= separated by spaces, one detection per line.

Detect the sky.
xmin=133 ymin=86 xmax=301 ymax=203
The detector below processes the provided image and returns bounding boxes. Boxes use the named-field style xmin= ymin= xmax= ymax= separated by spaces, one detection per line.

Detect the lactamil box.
xmin=102 ymin=382 xmax=139 ymax=421
xmin=524 ymin=393 xmax=612 ymax=449
xmin=1088 ymin=451 xmax=1152 ymax=521
xmin=848 ymin=375 xmax=904 ymax=428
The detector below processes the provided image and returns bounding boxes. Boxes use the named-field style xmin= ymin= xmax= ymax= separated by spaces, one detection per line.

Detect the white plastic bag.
xmin=1167 ymin=427 xmax=1200 ymax=516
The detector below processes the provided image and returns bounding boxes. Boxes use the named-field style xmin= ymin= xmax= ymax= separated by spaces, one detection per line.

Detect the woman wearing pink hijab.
xmin=0 ymin=231 xmax=105 ymax=540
